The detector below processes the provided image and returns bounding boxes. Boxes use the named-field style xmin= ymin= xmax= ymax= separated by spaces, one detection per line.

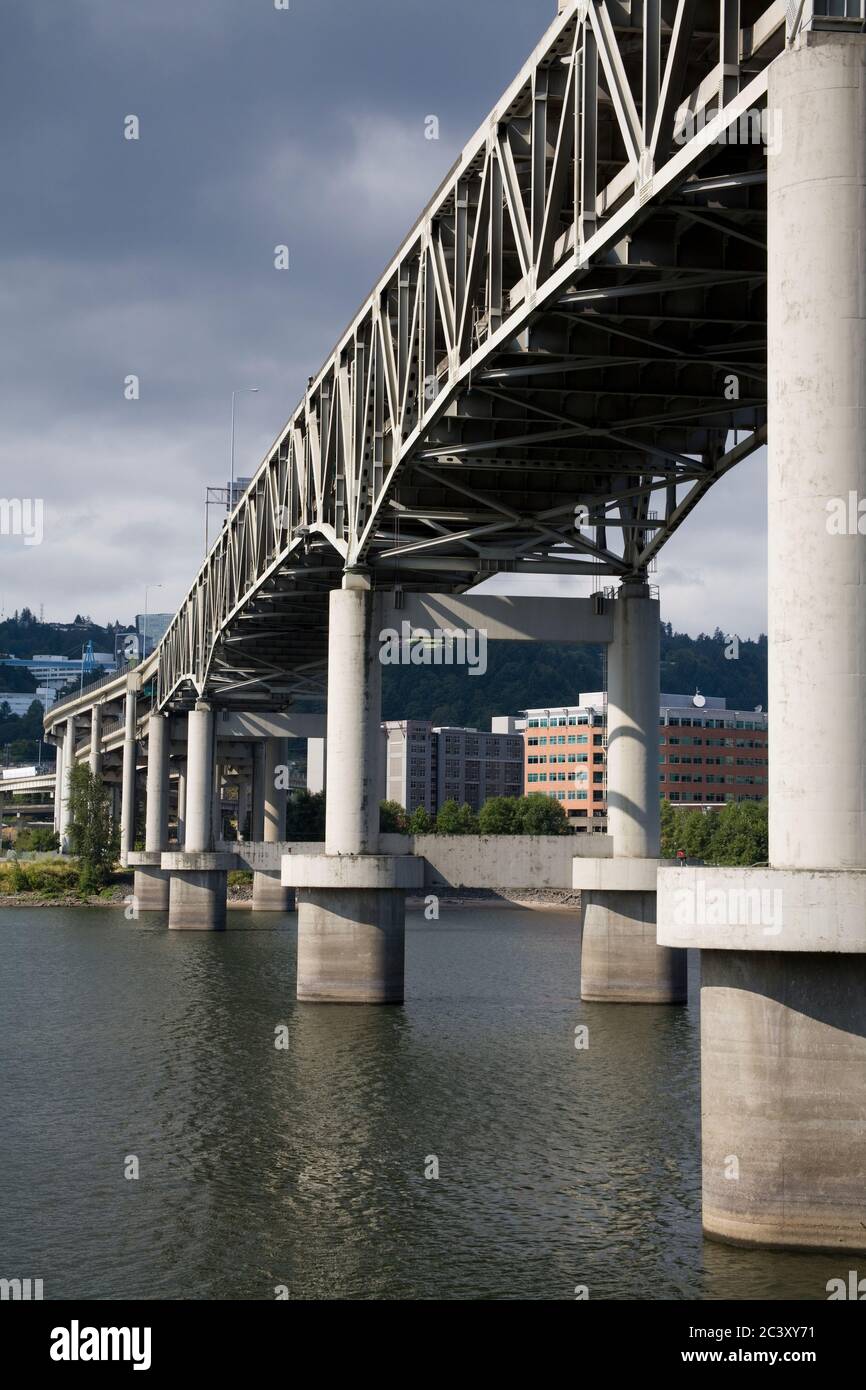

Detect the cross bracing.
xmin=57 ymin=0 xmax=866 ymax=718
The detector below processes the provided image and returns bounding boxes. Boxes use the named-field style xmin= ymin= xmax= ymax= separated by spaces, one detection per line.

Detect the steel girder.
xmin=138 ymin=0 xmax=854 ymax=710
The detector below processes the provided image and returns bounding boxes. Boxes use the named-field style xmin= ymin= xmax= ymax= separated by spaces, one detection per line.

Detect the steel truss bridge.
xmin=50 ymin=0 xmax=866 ymax=726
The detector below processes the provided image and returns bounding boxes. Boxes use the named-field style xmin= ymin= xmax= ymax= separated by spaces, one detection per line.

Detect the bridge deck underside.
xmin=50 ymin=1 xmax=788 ymax=723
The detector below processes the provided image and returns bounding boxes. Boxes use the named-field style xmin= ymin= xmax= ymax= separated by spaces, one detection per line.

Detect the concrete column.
xmin=253 ymin=736 xmax=293 ymax=911
xmin=325 ymin=586 xmax=382 ymax=856
xmin=692 ymin=33 xmax=866 ymax=1253
xmin=53 ymin=738 xmax=63 ymax=836
xmin=606 ymin=582 xmax=660 ymax=860
xmin=580 ymin=582 xmax=685 ymax=1003
xmin=236 ymin=776 xmax=249 ymax=841
xmin=291 ymin=582 xmax=410 ymax=1002
xmin=185 ymin=705 xmax=214 ymax=853
xmin=251 ymin=742 xmax=265 ymax=841
xmin=306 ymin=737 xmax=326 ymax=793
xmin=119 ymin=686 xmax=137 ymax=866
xmin=59 ymin=714 xmax=76 ymax=853
xmin=212 ymin=758 xmax=223 ymax=845
xmin=167 ymin=703 xmax=229 ymax=930
xmin=89 ymin=704 xmax=103 ymax=778
xmin=132 ymin=714 xmax=171 ymax=911
xmin=175 ymin=765 xmax=186 ymax=845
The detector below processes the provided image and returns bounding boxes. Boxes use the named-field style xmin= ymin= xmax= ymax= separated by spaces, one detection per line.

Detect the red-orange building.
xmin=520 ymin=692 xmax=768 ymax=832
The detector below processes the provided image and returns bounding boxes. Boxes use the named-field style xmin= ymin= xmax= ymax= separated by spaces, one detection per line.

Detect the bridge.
xmin=42 ymin=1 xmax=866 ymax=1254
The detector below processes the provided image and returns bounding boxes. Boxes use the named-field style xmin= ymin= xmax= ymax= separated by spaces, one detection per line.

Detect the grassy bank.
xmin=0 ymin=859 xmax=133 ymax=905
xmin=0 ymin=861 xmax=256 ymax=907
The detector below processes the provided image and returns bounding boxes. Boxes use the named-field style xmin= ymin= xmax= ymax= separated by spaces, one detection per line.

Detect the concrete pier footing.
xmin=285 ymin=852 xmax=423 ymax=1002
xmin=700 ymin=950 xmax=866 ymax=1252
xmin=581 ymin=889 xmax=686 ymax=1004
xmin=167 ymin=864 xmax=230 ymax=930
xmin=130 ymin=852 xmax=170 ymax=911
xmin=252 ymin=868 xmax=295 ymax=912
xmin=163 ymin=704 xmax=231 ymax=930
xmin=296 ymin=889 xmax=406 ymax=1003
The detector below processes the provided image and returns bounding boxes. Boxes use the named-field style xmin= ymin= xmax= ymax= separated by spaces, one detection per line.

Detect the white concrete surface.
xmin=324 ymin=586 xmax=382 ymax=855
xmin=768 ymin=32 xmax=866 ymax=872
xmin=120 ymin=687 xmax=137 ymax=865
xmin=184 ymin=703 xmax=215 ymax=853
xmin=282 ymin=853 xmax=424 ymax=890
xmin=658 ymin=864 xmax=866 ymax=953
xmin=607 ymin=583 xmax=660 ymax=859
xmin=573 ymin=857 xmax=664 ymax=892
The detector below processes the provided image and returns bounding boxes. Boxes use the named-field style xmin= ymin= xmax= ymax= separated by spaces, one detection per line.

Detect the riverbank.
xmin=407 ymin=886 xmax=579 ymax=910
xmin=0 ymin=885 xmax=579 ymax=911
xmin=0 ymin=876 xmax=258 ymax=910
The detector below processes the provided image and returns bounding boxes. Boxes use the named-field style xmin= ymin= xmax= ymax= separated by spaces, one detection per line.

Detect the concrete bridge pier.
xmin=577 ymin=582 xmax=685 ymax=1004
xmin=89 ymin=704 xmax=103 ymax=779
xmin=163 ymin=702 xmax=234 ymax=930
xmin=119 ymin=683 xmax=138 ymax=866
xmin=251 ymin=742 xmax=265 ymax=840
xmin=53 ymin=732 xmax=64 ymax=841
xmin=58 ymin=713 xmax=77 ymax=853
xmin=659 ymin=33 xmax=866 ymax=1252
xmin=175 ymin=763 xmax=186 ymax=845
xmin=284 ymin=581 xmax=422 ymax=1002
xmin=252 ymin=736 xmax=295 ymax=911
xmin=236 ymin=774 xmax=250 ymax=842
xmin=130 ymin=713 xmax=171 ymax=911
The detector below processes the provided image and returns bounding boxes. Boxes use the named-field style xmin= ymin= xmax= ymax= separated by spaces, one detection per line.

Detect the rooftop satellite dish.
xmin=693 ymin=693 xmax=706 ymax=708
xmin=755 ymin=705 xmax=763 ymax=713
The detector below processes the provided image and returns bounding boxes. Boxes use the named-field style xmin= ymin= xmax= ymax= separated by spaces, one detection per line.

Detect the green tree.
xmin=660 ymin=798 xmax=677 ymax=857
xmin=285 ymin=790 xmax=325 ymax=841
xmin=407 ymin=806 xmax=433 ymax=834
xmin=14 ymin=826 xmax=59 ymax=852
xmin=455 ymin=802 xmax=479 ymax=834
xmin=478 ymin=796 xmax=518 ymax=835
xmin=708 ymin=800 xmax=768 ymax=866
xmin=435 ymin=799 xmax=464 ymax=834
xmin=513 ymin=793 xmax=569 ymax=835
xmin=67 ymin=763 xmax=119 ymax=893
xmin=380 ymin=799 xmax=408 ymax=833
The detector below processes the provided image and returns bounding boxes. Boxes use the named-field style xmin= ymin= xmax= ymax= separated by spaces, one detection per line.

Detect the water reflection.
xmin=0 ymin=906 xmax=842 ymax=1300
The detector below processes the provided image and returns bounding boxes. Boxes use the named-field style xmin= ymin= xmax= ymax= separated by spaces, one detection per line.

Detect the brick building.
xmin=520 ymin=693 xmax=768 ymax=831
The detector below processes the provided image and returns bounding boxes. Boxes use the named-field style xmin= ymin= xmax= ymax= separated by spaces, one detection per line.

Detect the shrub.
xmin=478 ymin=796 xmax=518 ymax=835
xmin=379 ymin=800 xmax=408 ymax=833
xmin=68 ymin=763 xmax=119 ymax=893
xmin=512 ymin=794 xmax=569 ymax=836
xmin=435 ymin=800 xmax=478 ymax=835
xmin=14 ymin=826 xmax=60 ymax=853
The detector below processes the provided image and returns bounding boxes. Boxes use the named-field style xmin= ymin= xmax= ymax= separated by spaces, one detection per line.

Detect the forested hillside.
xmin=382 ymin=624 xmax=767 ymax=727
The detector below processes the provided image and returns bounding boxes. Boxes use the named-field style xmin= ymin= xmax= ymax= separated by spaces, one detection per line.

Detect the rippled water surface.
xmin=0 ymin=905 xmax=845 ymax=1300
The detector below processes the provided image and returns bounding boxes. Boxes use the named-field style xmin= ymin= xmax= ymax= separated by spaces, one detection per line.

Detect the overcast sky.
xmin=0 ymin=0 xmax=768 ymax=640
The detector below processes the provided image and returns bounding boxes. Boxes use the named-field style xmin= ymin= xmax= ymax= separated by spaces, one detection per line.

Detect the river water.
xmin=0 ymin=905 xmax=846 ymax=1301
